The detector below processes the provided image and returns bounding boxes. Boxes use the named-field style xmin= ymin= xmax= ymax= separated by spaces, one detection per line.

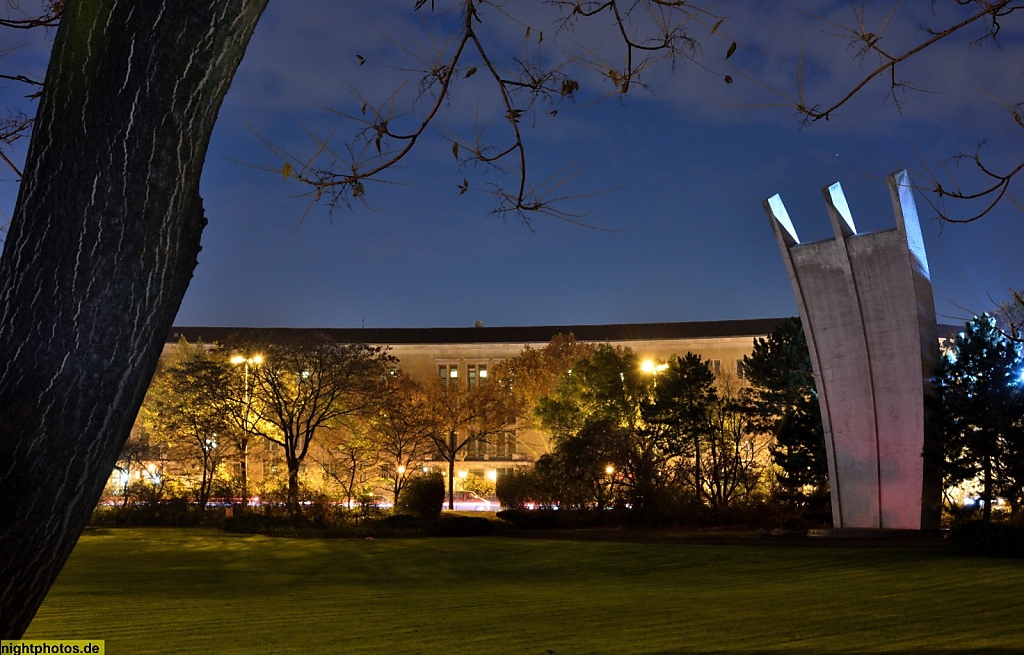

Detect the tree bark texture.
xmin=0 ymin=0 xmax=268 ymax=637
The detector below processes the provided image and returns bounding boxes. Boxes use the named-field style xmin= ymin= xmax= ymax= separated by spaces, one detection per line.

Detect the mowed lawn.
xmin=25 ymin=528 xmax=1024 ymax=654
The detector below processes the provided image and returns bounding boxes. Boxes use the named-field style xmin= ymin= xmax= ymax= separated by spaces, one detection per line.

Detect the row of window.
xmin=437 ymin=362 xmax=488 ymax=388
xmin=438 ymin=359 xmax=748 ymax=388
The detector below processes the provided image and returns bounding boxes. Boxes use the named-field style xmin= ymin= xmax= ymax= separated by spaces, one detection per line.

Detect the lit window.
xmin=438 ymin=363 xmax=458 ymax=387
xmin=467 ymin=363 xmax=487 ymax=388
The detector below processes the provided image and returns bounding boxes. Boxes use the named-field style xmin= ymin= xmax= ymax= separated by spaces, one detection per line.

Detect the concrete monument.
xmin=764 ymin=170 xmax=942 ymax=531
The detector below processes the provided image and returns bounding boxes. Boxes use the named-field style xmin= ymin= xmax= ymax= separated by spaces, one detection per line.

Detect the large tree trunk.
xmin=0 ymin=0 xmax=268 ymax=637
xmin=238 ymin=437 xmax=249 ymax=513
xmin=287 ymin=458 xmax=301 ymax=516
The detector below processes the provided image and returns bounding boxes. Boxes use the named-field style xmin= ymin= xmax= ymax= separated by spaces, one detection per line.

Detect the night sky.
xmin=1 ymin=2 xmax=1021 ymax=330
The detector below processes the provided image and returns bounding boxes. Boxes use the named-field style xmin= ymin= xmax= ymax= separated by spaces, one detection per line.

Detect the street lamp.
xmin=231 ymin=353 xmax=263 ymax=508
xmin=393 ymin=464 xmax=407 ymax=506
xmin=603 ymin=464 xmax=615 ymax=510
xmin=640 ymin=359 xmax=668 ymax=374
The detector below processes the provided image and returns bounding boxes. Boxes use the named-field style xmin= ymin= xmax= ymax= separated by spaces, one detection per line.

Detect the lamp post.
xmin=603 ymin=464 xmax=615 ymax=510
xmin=230 ymin=353 xmax=263 ymax=510
xmin=394 ymin=464 xmax=406 ymax=506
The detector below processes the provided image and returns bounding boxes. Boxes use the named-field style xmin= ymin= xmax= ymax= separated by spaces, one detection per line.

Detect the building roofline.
xmin=167 ymin=318 xmax=793 ymax=347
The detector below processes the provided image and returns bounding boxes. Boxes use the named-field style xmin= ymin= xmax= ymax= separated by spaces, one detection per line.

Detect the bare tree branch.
xmin=792 ymin=0 xmax=1020 ymax=122
xmin=0 ymin=0 xmax=62 ymax=29
xmin=1 ymin=1 xmax=65 ymax=177
xmin=274 ymin=0 xmax=725 ymax=223
xmin=773 ymin=1 xmax=1024 ymax=224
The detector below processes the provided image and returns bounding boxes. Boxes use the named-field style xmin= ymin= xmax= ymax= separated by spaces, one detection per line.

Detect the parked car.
xmin=443 ymin=490 xmax=494 ymax=511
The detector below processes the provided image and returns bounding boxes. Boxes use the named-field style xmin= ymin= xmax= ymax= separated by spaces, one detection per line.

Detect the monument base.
xmin=808 ymin=528 xmax=946 ymax=540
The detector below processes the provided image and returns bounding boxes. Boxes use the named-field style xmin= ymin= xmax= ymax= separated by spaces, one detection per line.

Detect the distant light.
xmin=486 ymin=470 xmax=497 ymax=482
xmin=450 ymin=369 xmax=458 ymax=378
xmin=479 ymin=369 xmax=488 ymax=378
xmin=397 ymin=465 xmax=406 ymax=475
xmin=252 ymin=354 xmax=264 ymax=365
xmin=605 ymin=465 xmax=615 ymax=476
xmin=458 ymin=470 xmax=468 ymax=479
xmin=230 ymin=355 xmax=245 ymax=365
xmin=640 ymin=360 xmax=667 ymax=374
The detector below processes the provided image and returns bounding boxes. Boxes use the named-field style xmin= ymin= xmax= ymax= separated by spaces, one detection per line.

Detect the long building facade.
xmin=162 ymin=319 xmax=785 ymax=491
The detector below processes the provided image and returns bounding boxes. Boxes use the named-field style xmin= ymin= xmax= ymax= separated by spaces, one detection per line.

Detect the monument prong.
xmin=765 ymin=194 xmax=800 ymax=247
xmin=824 ymin=181 xmax=857 ymax=240
xmin=765 ymin=171 xmax=942 ymax=532
xmin=888 ymin=169 xmax=930 ymax=278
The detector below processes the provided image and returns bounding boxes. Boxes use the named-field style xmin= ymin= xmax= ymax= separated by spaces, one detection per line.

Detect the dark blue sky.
xmin=2 ymin=2 xmax=1022 ymax=329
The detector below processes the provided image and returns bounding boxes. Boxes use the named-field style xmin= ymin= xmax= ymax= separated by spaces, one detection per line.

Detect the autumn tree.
xmin=107 ymin=428 xmax=158 ymax=507
xmin=364 ymin=372 xmax=434 ymax=504
xmin=701 ymin=373 xmax=768 ymax=515
xmin=313 ymin=424 xmax=383 ymax=509
xmin=241 ymin=335 xmax=394 ymax=515
xmin=493 ymin=334 xmax=597 ymax=425
xmin=424 ymin=374 xmax=520 ymax=509
xmin=538 ymin=345 xmax=679 ymax=515
xmin=220 ymin=350 xmax=267 ymax=509
xmin=535 ymin=344 xmax=649 ymax=441
xmin=534 ymin=417 xmax=624 ymax=511
xmin=138 ymin=340 xmax=235 ymax=510
xmin=641 ymin=352 xmax=764 ymax=516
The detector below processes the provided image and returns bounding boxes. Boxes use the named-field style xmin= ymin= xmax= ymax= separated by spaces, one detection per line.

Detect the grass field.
xmin=23 ymin=528 xmax=1024 ymax=654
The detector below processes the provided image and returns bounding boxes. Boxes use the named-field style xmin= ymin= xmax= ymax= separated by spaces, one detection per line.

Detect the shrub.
xmin=89 ymin=497 xmax=209 ymax=528
xmin=373 ymin=513 xmax=428 ymax=531
xmin=397 ymin=473 xmax=444 ymax=521
xmin=435 ymin=514 xmax=494 ymax=537
xmin=223 ymin=512 xmax=298 ymax=535
xmin=496 ymin=508 xmax=598 ymax=530
xmin=495 ymin=469 xmax=536 ymax=510
xmin=949 ymin=520 xmax=1024 ymax=558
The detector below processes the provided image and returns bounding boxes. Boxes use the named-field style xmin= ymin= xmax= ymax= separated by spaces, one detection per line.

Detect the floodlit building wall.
xmin=157 ymin=321 xmax=782 ymax=488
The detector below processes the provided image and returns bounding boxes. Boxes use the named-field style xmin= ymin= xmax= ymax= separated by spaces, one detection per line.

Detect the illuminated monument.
xmin=764 ymin=170 xmax=942 ymax=531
